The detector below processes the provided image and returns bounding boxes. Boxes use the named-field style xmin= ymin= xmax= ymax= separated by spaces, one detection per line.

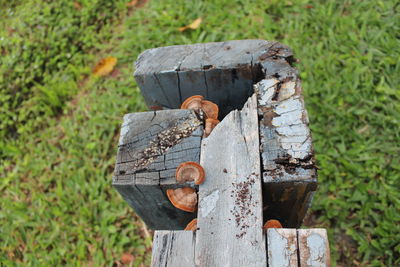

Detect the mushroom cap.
xmin=204 ymin=118 xmax=220 ymax=137
xmin=181 ymin=95 xmax=204 ymax=110
xmin=176 ymin=161 xmax=205 ymax=185
xmin=200 ymin=100 xmax=219 ymax=119
xmin=167 ymin=187 xmax=197 ymax=212
xmin=184 ymin=218 xmax=198 ymax=231
xmin=263 ymin=219 xmax=283 ymax=229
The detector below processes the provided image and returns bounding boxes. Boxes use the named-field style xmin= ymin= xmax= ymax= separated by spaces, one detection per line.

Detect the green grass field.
xmin=1 ymin=0 xmax=399 ymax=266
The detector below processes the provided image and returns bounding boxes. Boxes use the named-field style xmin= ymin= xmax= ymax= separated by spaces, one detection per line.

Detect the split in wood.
xmin=166 ymin=187 xmax=198 ymax=212
xmin=184 ymin=218 xmax=198 ymax=231
xmin=176 ymin=161 xmax=205 ymax=185
xmin=263 ymin=219 xmax=283 ymax=230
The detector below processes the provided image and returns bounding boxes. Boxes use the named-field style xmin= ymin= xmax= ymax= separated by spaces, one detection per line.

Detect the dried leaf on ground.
xmin=127 ymin=0 xmax=149 ymax=8
xmin=121 ymin=253 xmax=134 ymax=264
xmin=73 ymin=2 xmax=82 ymax=10
xmin=178 ymin=17 xmax=202 ymax=32
xmin=92 ymin=57 xmax=117 ymax=77
xmin=126 ymin=0 xmax=138 ymax=6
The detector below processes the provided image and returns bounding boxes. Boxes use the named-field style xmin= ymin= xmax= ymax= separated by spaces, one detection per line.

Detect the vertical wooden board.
xmin=298 ymin=229 xmax=331 ymax=267
xmin=267 ymin=228 xmax=298 ymax=267
xmin=151 ymin=231 xmax=196 ymax=267
xmin=195 ymin=94 xmax=267 ymax=266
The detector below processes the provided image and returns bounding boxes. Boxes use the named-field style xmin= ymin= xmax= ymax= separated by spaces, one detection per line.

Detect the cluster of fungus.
xmin=180 ymin=95 xmax=220 ymax=138
xmin=166 ymin=162 xmax=205 ymax=229
xmin=166 ymin=95 xmax=220 ymax=231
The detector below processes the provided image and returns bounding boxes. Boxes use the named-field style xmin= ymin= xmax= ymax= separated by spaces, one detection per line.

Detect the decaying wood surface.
xmin=267 ymin=228 xmax=298 ymax=267
xmin=134 ymin=40 xmax=293 ymax=117
xmin=298 ymin=229 xmax=331 ymax=267
xmin=195 ymin=94 xmax=267 ymax=266
xmin=113 ymin=109 xmax=203 ymax=229
xmin=151 ymin=231 xmax=196 ymax=267
xmin=255 ymin=72 xmax=317 ymax=227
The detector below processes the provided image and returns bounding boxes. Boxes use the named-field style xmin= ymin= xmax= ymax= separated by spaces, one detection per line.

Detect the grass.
xmin=1 ymin=0 xmax=399 ymax=266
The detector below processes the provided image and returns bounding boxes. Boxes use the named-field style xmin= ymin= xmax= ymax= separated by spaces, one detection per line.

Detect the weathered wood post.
xmin=112 ymin=40 xmax=330 ymax=266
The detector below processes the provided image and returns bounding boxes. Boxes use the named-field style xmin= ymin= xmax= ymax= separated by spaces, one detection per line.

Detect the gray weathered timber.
xmin=134 ymin=40 xmax=291 ymax=117
xmin=113 ymin=109 xmax=203 ymax=229
xmin=151 ymin=230 xmax=196 ymax=267
xmin=195 ymin=94 xmax=267 ymax=266
xmin=267 ymin=228 xmax=298 ymax=267
xmin=255 ymin=75 xmax=317 ymax=228
xmin=298 ymin=229 xmax=331 ymax=267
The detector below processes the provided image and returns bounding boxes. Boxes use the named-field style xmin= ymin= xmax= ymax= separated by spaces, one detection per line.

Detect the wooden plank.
xmin=112 ymin=109 xmax=202 ymax=229
xmin=267 ymin=228 xmax=298 ymax=267
xmin=151 ymin=230 xmax=196 ymax=267
xmin=195 ymin=94 xmax=267 ymax=266
xmin=298 ymin=229 xmax=331 ymax=267
xmin=255 ymin=74 xmax=318 ymax=227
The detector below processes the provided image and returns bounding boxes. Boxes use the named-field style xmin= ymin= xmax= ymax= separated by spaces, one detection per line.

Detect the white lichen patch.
xmin=272 ymin=109 xmax=303 ymax=127
xmin=267 ymin=229 xmax=296 ymax=267
xmin=274 ymin=98 xmax=302 ymax=115
xmin=306 ymin=233 xmax=327 ymax=267
xmin=255 ymin=78 xmax=279 ymax=105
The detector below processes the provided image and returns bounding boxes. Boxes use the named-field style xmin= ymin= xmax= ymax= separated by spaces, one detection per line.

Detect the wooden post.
xmin=132 ymin=40 xmax=317 ymax=228
xmin=111 ymin=39 xmax=328 ymax=266
xmin=112 ymin=109 xmax=203 ymax=229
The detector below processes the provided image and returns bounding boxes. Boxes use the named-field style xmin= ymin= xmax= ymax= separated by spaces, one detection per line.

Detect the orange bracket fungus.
xmin=166 ymin=187 xmax=198 ymax=212
xmin=176 ymin=161 xmax=205 ymax=185
xmin=263 ymin=219 xmax=283 ymax=230
xmin=181 ymin=95 xmax=219 ymax=120
xmin=200 ymin=100 xmax=219 ymax=120
xmin=180 ymin=95 xmax=204 ymax=110
xmin=204 ymin=118 xmax=220 ymax=137
xmin=184 ymin=218 xmax=198 ymax=231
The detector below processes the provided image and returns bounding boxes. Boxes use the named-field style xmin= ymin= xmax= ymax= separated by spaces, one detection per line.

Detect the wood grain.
xmin=151 ymin=230 xmax=196 ymax=267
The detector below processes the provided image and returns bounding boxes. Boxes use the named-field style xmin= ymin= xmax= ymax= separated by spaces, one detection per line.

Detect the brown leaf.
xmin=127 ymin=0 xmax=149 ymax=8
xmin=121 ymin=253 xmax=134 ymax=265
xmin=178 ymin=17 xmax=202 ymax=32
xmin=92 ymin=57 xmax=117 ymax=77
xmin=73 ymin=2 xmax=82 ymax=10
xmin=126 ymin=0 xmax=138 ymax=6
